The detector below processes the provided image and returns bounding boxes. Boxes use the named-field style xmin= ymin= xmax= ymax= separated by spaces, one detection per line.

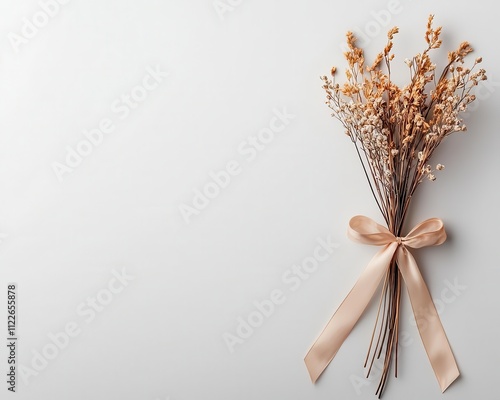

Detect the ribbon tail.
xmin=304 ymin=242 xmax=398 ymax=383
xmin=397 ymin=248 xmax=460 ymax=392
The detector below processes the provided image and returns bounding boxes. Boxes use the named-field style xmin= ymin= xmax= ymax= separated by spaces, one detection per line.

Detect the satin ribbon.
xmin=304 ymin=215 xmax=459 ymax=392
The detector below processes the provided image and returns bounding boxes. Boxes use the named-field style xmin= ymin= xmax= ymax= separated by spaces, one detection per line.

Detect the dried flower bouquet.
xmin=305 ymin=15 xmax=486 ymax=397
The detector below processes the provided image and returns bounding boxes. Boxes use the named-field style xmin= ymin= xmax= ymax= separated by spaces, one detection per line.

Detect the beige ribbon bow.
xmin=304 ymin=215 xmax=459 ymax=392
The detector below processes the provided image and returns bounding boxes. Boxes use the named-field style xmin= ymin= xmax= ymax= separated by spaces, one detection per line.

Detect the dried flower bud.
xmin=387 ymin=27 xmax=399 ymax=39
xmin=331 ymin=67 xmax=337 ymax=75
xmin=436 ymin=164 xmax=445 ymax=170
xmin=476 ymin=57 xmax=483 ymax=63
xmin=428 ymin=174 xmax=436 ymax=181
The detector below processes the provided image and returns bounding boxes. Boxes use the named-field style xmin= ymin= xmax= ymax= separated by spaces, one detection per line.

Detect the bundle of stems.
xmin=321 ymin=15 xmax=486 ymax=397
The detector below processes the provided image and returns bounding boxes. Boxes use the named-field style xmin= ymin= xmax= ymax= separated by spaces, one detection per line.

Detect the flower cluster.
xmin=321 ymin=15 xmax=486 ymax=231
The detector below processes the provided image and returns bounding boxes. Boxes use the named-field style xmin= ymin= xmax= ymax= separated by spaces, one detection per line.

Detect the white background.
xmin=0 ymin=1 xmax=498 ymax=399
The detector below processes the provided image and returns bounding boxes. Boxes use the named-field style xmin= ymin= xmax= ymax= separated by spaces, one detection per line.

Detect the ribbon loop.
xmin=347 ymin=215 xmax=394 ymax=245
xmin=305 ymin=215 xmax=459 ymax=392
